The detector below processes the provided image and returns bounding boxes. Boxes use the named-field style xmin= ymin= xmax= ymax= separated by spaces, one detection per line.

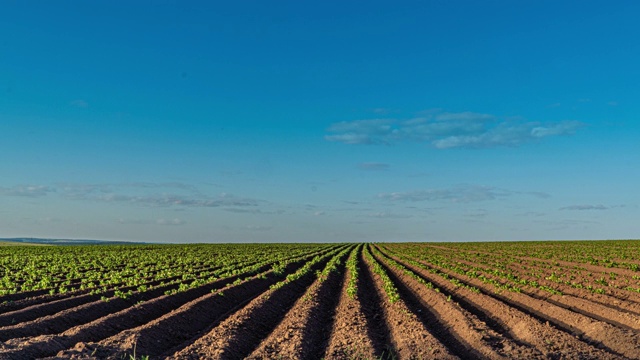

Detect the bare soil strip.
xmin=323 ymin=247 xmax=377 ymax=360
xmin=378 ymin=246 xmax=619 ymax=359
xmin=0 ymin=247 xmax=337 ymax=340
xmin=514 ymin=256 xmax=640 ymax=279
xmin=443 ymin=255 xmax=640 ymax=330
xmin=0 ymin=293 xmax=76 ymax=315
xmin=164 ymin=252 xmax=339 ymax=359
xmin=391 ymin=249 xmax=640 ymax=359
xmin=0 ymin=276 xmax=242 ymax=359
xmin=423 ymin=244 xmax=640 ymax=281
xmin=0 ymin=262 xmax=224 ymax=315
xmin=352 ymin=248 xmax=397 ymax=359
xmin=0 ymin=293 xmax=96 ymax=327
xmin=0 ymin=294 xmax=135 ymax=342
xmin=245 ymin=250 xmax=349 ymax=359
xmin=460 ymin=253 xmax=640 ymax=309
xmin=362 ymin=247 xmax=458 ymax=360
xmin=62 ymin=250 xmax=339 ymax=360
xmin=502 ymin=260 xmax=640 ymax=314
xmin=0 ymin=261 xmax=270 ymax=342
xmin=0 ymin=262 xmax=233 ymax=329
xmin=0 ymin=254 xmax=319 ymax=360
xmin=372 ymin=247 xmax=543 ymax=359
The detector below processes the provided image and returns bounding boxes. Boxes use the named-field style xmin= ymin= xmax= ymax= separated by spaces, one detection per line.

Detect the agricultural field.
xmin=1 ymin=241 xmax=640 ymax=359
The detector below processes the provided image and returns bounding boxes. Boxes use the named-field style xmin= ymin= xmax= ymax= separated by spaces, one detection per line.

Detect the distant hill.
xmin=0 ymin=238 xmax=149 ymax=246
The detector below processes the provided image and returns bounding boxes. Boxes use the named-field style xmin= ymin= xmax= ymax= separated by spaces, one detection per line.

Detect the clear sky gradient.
xmin=2 ymin=1 xmax=639 ymax=242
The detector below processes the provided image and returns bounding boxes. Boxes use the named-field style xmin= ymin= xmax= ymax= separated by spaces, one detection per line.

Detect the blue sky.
xmin=1 ymin=1 xmax=639 ymax=242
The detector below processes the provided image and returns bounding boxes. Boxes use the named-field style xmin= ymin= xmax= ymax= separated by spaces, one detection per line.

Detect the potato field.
xmin=2 ymin=241 xmax=640 ymax=359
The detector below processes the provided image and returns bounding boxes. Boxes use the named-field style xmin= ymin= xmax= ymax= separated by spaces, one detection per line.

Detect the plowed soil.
xmin=3 ymin=242 xmax=640 ymax=359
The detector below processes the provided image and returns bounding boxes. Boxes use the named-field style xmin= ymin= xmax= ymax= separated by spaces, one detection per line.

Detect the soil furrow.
xmin=379 ymin=246 xmax=620 ymax=359
xmin=514 ymin=256 xmax=640 ymax=279
xmin=502 ymin=260 xmax=640 ymax=313
xmin=0 ymin=262 xmax=224 ymax=315
xmin=0 ymin=262 xmax=237 ymax=328
xmin=371 ymin=247 xmax=519 ymax=360
xmin=0 ymin=253 xmax=319 ymax=360
xmin=356 ymin=247 xmax=398 ymax=359
xmin=323 ymin=246 xmax=378 ymax=360
xmin=393 ymin=250 xmax=640 ymax=359
xmin=51 ymin=250 xmax=337 ymax=360
xmin=165 ymin=252 xmax=338 ymax=359
xmin=453 ymin=253 xmax=640 ymax=312
xmin=438 ymin=254 xmax=640 ymax=331
xmin=362 ymin=246 xmax=458 ymax=360
xmin=245 ymin=249 xmax=351 ymax=359
xmin=0 ymin=294 xmax=96 ymax=328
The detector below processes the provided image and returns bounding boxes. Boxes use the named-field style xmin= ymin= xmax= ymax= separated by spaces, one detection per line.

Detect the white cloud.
xmin=325 ymin=111 xmax=583 ymax=149
xmin=530 ymin=121 xmax=582 ymax=138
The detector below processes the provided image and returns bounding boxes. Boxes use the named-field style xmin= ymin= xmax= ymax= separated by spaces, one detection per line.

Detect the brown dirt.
xmin=0 ymin=262 xmax=224 ymax=317
xmin=436 ymin=251 xmax=640 ymax=330
xmin=362 ymin=247 xmax=458 ymax=360
xmin=502 ymin=258 xmax=640 ymax=307
xmin=453 ymin=252 xmax=640 ymax=309
xmin=165 ymin=251 xmax=339 ymax=359
xmin=0 ymin=252 xmax=312 ymax=360
xmin=382 ymin=245 xmax=639 ymax=359
xmin=372 ymin=246 xmax=542 ymax=359
xmin=245 ymin=250 xmax=350 ymax=359
xmin=0 ymin=270 xmax=254 ymax=359
xmin=4 ymin=243 xmax=640 ymax=360
xmin=377 ymin=245 xmax=621 ymax=359
xmin=323 ymin=247 xmax=378 ymax=360
xmin=52 ymin=250 xmax=332 ymax=360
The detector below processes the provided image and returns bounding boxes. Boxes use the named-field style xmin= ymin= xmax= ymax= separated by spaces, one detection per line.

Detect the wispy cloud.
xmin=69 ymin=183 xmax=258 ymax=208
xmin=522 ymin=191 xmax=551 ymax=199
xmin=367 ymin=212 xmax=412 ymax=219
xmin=325 ymin=111 xmax=583 ymax=149
xmin=560 ymin=204 xmax=609 ymax=211
xmin=94 ymin=192 xmax=260 ymax=208
xmin=59 ymin=182 xmax=202 ymax=200
xmin=378 ymin=184 xmax=510 ymax=203
xmin=4 ymin=182 xmax=262 ymax=209
xmin=223 ymin=208 xmax=285 ymax=215
xmin=326 ymin=119 xmax=396 ymax=145
xmin=156 ymin=218 xmax=186 ymax=226
xmin=70 ymin=99 xmax=89 ymax=108
xmin=464 ymin=209 xmax=488 ymax=218
xmin=534 ymin=218 xmax=600 ymax=231
xmin=117 ymin=218 xmax=152 ymax=225
xmin=245 ymin=225 xmax=273 ymax=231
xmin=358 ymin=162 xmax=390 ymax=171
xmin=0 ymin=185 xmax=55 ymax=197
xmin=515 ymin=211 xmax=546 ymax=217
